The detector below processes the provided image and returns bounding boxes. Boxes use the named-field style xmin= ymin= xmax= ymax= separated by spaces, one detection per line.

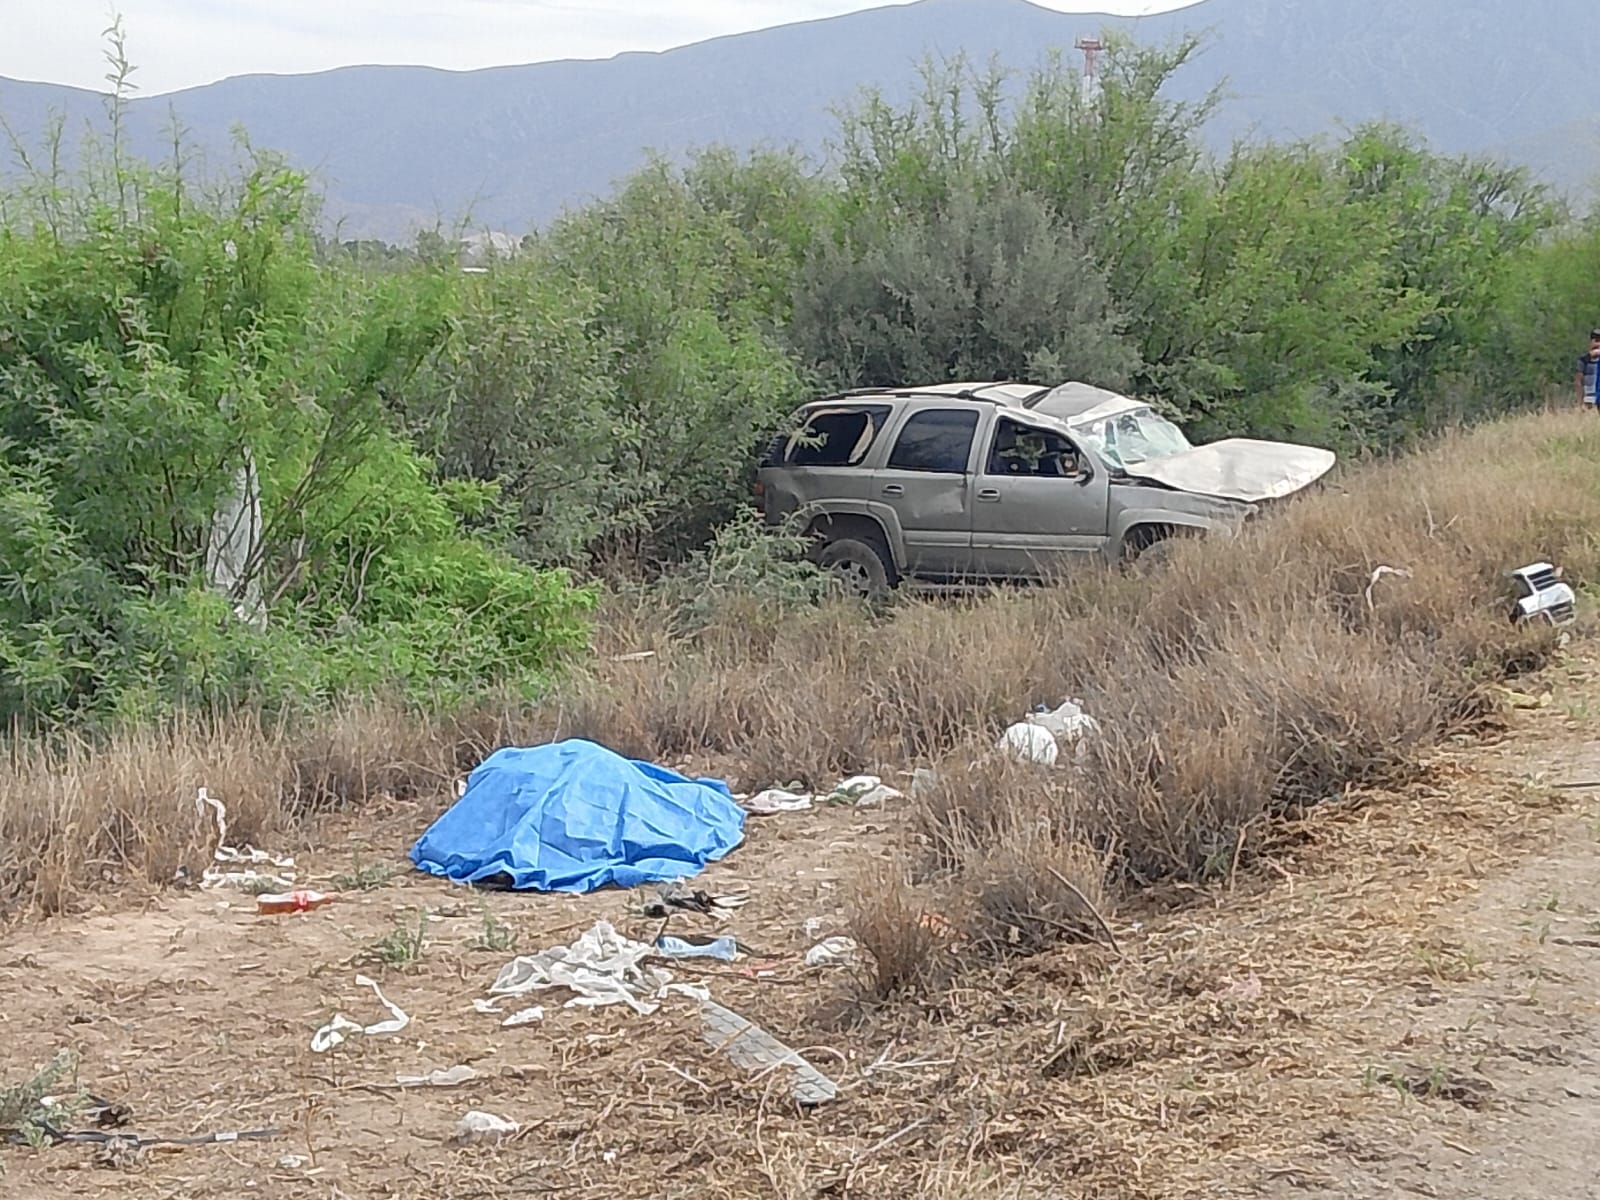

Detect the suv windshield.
xmin=1075 ymin=407 xmax=1193 ymax=471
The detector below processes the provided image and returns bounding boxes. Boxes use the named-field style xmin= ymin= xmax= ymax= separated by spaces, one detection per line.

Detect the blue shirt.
xmin=1579 ymin=352 xmax=1600 ymax=404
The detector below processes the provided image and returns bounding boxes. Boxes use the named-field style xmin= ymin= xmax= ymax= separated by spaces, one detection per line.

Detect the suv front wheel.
xmin=817 ymin=537 xmax=893 ymax=600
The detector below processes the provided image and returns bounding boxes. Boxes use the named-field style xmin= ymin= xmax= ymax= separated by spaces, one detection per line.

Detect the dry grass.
xmin=3 ymin=412 xmax=1598 ymax=948
xmin=561 ymin=414 xmax=1600 ymax=993
xmin=848 ymin=865 xmax=953 ymax=1001
xmin=0 ymin=706 xmax=449 ymax=915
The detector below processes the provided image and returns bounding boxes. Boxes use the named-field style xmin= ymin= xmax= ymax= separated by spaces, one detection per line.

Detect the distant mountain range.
xmin=2 ymin=0 xmax=1594 ymax=242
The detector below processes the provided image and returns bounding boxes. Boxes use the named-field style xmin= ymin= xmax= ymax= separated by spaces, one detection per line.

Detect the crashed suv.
xmin=756 ymin=380 xmax=1336 ymax=595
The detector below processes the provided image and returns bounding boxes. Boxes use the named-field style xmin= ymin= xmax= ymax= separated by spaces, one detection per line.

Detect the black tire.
xmin=817 ymin=537 xmax=893 ymax=600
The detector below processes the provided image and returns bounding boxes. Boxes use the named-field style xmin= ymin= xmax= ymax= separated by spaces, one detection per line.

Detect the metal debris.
xmin=696 ymin=999 xmax=839 ymax=1106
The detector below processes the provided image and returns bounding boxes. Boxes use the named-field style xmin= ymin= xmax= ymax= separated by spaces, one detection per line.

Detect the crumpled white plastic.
xmin=743 ymin=788 xmax=813 ymax=815
xmin=832 ymin=775 xmax=901 ymax=808
xmin=451 ymin=1110 xmax=519 ymax=1146
xmin=999 ymin=700 xmax=1101 ymax=767
xmin=311 ymin=974 xmax=410 ymax=1052
xmin=1027 ymin=700 xmax=1100 ymax=744
xmin=804 ymin=936 xmax=858 ymax=968
xmin=396 ymin=1065 xmax=477 ymax=1088
xmin=489 ymin=921 xmax=670 ymax=1017
xmin=998 ymin=722 xmax=1061 ymax=766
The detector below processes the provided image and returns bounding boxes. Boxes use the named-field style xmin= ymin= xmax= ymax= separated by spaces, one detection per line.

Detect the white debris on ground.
xmin=654 ymin=935 xmax=739 ymax=961
xmin=741 ymin=774 xmax=903 ymax=815
xmin=194 ymin=787 xmax=297 ymax=890
xmin=311 ymin=975 xmax=410 ymax=1053
xmin=489 ymin=921 xmax=673 ymax=1017
xmin=696 ymin=999 xmax=839 ymax=1106
xmin=1510 ymin=561 xmax=1579 ymax=626
xmin=998 ymin=699 xmax=1101 ymax=767
xmin=804 ymin=936 xmax=858 ymax=968
xmin=451 ymin=1111 xmax=520 ymax=1146
xmin=501 ymin=1006 xmax=546 ymax=1028
xmin=1364 ymin=564 xmax=1413 ymax=610
xmin=396 ymin=1065 xmax=478 ymax=1088
xmin=479 ymin=922 xmax=840 ymax=1106
xmin=742 ymin=788 xmax=813 ymax=815
xmin=997 ymin=721 xmax=1061 ymax=766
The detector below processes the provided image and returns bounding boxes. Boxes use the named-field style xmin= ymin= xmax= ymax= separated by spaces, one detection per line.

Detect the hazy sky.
xmin=4 ymin=1 xmax=1197 ymax=95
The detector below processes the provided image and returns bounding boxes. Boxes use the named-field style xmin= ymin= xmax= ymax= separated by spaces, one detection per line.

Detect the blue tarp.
xmin=408 ymin=740 xmax=745 ymax=894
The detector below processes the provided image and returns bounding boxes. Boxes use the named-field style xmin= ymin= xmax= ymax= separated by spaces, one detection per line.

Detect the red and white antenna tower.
xmin=1075 ymin=36 xmax=1105 ymax=84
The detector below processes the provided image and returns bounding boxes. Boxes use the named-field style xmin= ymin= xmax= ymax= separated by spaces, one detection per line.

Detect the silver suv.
xmin=757 ymin=380 xmax=1336 ymax=595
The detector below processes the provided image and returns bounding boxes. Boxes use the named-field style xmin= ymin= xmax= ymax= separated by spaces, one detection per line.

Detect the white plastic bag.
xmin=998 ymin=722 xmax=1060 ymax=766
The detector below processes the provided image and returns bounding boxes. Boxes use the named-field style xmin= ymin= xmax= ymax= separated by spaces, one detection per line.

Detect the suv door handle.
xmin=881 ymin=484 xmax=905 ymax=497
xmin=977 ymin=487 xmax=1001 ymax=502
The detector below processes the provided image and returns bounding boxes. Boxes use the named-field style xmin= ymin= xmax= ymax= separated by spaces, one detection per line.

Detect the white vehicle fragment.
xmin=1510 ymin=562 xmax=1577 ymax=626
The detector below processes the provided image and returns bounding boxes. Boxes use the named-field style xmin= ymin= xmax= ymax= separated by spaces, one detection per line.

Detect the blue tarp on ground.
xmin=408 ymin=740 xmax=745 ymax=894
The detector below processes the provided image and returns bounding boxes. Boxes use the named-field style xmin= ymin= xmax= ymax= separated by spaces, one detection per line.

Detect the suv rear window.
xmin=886 ymin=409 xmax=979 ymax=474
xmin=766 ymin=405 xmax=891 ymax=467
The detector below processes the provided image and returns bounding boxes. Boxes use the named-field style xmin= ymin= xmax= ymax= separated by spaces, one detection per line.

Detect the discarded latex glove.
xmin=656 ymin=935 xmax=739 ymax=962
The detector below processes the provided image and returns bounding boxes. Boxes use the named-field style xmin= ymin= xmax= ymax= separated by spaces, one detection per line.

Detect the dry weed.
xmin=5 ymin=412 xmax=1599 ymax=946
xmin=848 ymin=866 xmax=953 ymax=1002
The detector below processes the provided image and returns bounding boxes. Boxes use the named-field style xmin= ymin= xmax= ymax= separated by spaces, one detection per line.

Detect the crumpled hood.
xmin=1120 ymin=439 xmax=1336 ymax=503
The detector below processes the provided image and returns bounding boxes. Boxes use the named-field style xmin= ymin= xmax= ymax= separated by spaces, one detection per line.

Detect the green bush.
xmin=0 ymin=90 xmax=592 ymax=726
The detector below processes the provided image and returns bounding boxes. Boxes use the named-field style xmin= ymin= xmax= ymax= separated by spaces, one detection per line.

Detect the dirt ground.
xmin=6 ymin=655 xmax=1600 ymax=1198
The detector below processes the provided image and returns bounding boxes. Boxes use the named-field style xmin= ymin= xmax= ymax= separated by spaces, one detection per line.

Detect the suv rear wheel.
xmin=817 ymin=537 xmax=892 ymax=600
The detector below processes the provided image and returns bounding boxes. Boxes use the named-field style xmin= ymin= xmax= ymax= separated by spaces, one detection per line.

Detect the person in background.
xmin=1576 ymin=329 xmax=1600 ymax=411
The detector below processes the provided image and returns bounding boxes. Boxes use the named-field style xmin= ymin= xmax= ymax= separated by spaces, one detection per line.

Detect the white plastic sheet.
xmin=204 ymin=434 xmax=265 ymax=629
xmin=998 ymin=722 xmax=1060 ymax=766
xmin=489 ymin=921 xmax=668 ymax=1017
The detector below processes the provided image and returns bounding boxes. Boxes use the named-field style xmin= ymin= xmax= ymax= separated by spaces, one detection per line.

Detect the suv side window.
xmin=886 ymin=409 xmax=980 ymax=474
xmin=785 ymin=405 xmax=891 ymax=467
xmin=984 ymin=417 xmax=1083 ymax=478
